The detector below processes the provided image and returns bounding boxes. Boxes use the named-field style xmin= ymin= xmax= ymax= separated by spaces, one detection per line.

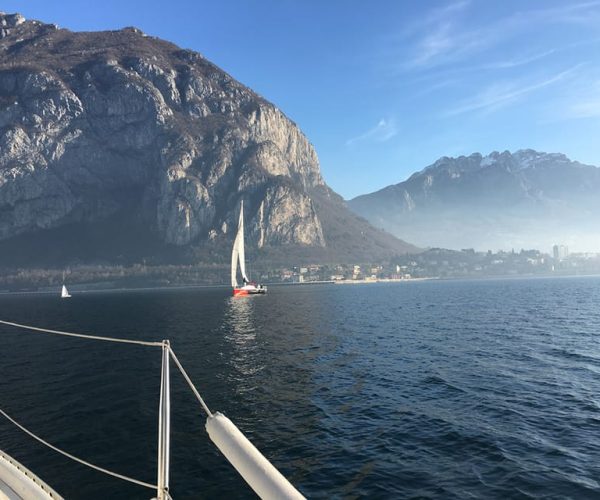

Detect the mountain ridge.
xmin=0 ymin=12 xmax=418 ymax=267
xmin=349 ymin=149 xmax=600 ymax=252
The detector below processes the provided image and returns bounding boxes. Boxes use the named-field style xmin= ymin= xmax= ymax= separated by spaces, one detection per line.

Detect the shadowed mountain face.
xmin=349 ymin=150 xmax=600 ymax=252
xmin=0 ymin=12 xmax=417 ymax=267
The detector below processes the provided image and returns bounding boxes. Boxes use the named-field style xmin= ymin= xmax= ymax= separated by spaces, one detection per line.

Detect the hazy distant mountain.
xmin=0 ymin=12 xmax=417 ymax=267
xmin=349 ymin=150 xmax=600 ymax=252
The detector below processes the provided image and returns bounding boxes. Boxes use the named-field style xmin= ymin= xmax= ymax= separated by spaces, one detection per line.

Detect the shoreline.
xmin=333 ymin=277 xmax=433 ymax=285
xmin=1 ymin=273 xmax=599 ymax=296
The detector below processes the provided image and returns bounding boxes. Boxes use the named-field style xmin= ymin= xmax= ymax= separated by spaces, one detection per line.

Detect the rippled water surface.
xmin=1 ymin=277 xmax=600 ymax=499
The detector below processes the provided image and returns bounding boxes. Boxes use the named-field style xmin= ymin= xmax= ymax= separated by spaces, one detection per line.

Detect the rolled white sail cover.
xmin=231 ymin=200 xmax=249 ymax=288
xmin=237 ymin=202 xmax=249 ymax=283
xmin=231 ymin=229 xmax=240 ymax=288
xmin=206 ymin=412 xmax=305 ymax=500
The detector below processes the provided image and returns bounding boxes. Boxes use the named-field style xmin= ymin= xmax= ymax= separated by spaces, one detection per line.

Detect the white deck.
xmin=0 ymin=450 xmax=62 ymax=499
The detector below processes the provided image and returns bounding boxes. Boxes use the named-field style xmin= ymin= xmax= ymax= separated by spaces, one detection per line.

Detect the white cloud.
xmin=401 ymin=1 xmax=600 ymax=71
xmin=568 ymin=98 xmax=600 ymax=118
xmin=406 ymin=4 xmax=474 ymax=69
xmin=483 ymin=49 xmax=557 ymax=70
xmin=444 ymin=65 xmax=582 ymax=117
xmin=399 ymin=0 xmax=471 ymax=39
xmin=530 ymin=0 xmax=600 ymax=25
xmin=411 ymin=22 xmax=456 ymax=67
xmin=346 ymin=118 xmax=398 ymax=146
xmin=563 ymin=79 xmax=600 ymax=118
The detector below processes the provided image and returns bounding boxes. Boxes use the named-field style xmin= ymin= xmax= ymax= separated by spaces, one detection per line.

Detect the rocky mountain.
xmin=349 ymin=150 xmax=600 ymax=252
xmin=0 ymin=12 xmax=417 ymax=267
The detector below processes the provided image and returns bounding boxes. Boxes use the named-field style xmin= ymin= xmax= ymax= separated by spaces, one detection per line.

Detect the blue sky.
xmin=3 ymin=0 xmax=600 ymax=198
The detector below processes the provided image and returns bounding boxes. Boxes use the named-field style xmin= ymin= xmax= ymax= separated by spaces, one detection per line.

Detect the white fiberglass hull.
xmin=0 ymin=449 xmax=62 ymax=499
xmin=233 ymin=284 xmax=267 ymax=296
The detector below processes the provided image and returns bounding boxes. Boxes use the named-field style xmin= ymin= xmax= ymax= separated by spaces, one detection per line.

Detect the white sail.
xmin=231 ymin=200 xmax=250 ymax=288
xmin=61 ymin=285 xmax=71 ymax=298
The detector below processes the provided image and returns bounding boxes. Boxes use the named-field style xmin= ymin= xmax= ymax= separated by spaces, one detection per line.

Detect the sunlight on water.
xmin=1 ymin=277 xmax=599 ymax=498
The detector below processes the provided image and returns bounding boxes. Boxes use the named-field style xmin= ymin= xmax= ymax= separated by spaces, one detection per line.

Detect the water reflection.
xmin=225 ymin=296 xmax=256 ymax=341
xmin=223 ymin=296 xmax=264 ymax=386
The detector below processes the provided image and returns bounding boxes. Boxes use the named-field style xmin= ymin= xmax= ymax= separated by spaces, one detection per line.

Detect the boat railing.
xmin=0 ymin=319 xmax=304 ymax=500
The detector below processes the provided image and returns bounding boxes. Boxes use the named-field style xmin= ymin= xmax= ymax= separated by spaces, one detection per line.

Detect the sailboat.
xmin=231 ymin=200 xmax=266 ymax=296
xmin=61 ymin=272 xmax=71 ymax=298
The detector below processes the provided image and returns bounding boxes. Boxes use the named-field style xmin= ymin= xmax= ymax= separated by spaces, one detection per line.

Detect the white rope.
xmin=0 ymin=318 xmax=215 ymax=488
xmin=0 ymin=318 xmax=212 ymax=416
xmin=168 ymin=347 xmax=213 ymax=417
xmin=0 ymin=408 xmax=157 ymax=490
xmin=0 ymin=319 xmax=163 ymax=347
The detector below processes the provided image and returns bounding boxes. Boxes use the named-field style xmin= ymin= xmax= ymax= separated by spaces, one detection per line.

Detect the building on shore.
xmin=552 ymin=244 xmax=569 ymax=261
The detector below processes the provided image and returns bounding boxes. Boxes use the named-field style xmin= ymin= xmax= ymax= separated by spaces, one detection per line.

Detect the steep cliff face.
xmin=349 ymin=150 xmax=600 ymax=251
xmin=0 ymin=13 xmax=415 ymax=265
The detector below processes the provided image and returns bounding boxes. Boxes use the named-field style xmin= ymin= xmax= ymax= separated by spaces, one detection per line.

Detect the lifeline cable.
xmin=0 ymin=318 xmax=214 ymax=481
xmin=168 ymin=347 xmax=213 ymax=417
xmin=0 ymin=408 xmax=157 ymax=490
xmin=0 ymin=319 xmax=163 ymax=347
xmin=0 ymin=319 xmax=212 ymax=415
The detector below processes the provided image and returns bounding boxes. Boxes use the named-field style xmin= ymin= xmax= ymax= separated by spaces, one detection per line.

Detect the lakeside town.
xmin=261 ymin=245 xmax=600 ymax=284
xmin=1 ymin=245 xmax=599 ymax=292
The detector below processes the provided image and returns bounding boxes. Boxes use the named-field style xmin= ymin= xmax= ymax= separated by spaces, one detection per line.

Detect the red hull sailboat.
xmin=231 ymin=201 xmax=266 ymax=296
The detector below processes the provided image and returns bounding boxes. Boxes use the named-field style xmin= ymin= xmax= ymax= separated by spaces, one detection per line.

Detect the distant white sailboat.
xmin=231 ymin=200 xmax=266 ymax=296
xmin=61 ymin=272 xmax=71 ymax=298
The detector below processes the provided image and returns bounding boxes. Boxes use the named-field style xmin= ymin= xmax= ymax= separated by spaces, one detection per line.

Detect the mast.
xmin=157 ymin=340 xmax=170 ymax=500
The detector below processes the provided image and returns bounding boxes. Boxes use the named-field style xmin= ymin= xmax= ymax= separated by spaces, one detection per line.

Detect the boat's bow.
xmin=0 ymin=449 xmax=63 ymax=499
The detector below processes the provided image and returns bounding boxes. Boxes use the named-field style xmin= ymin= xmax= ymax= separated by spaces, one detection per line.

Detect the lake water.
xmin=1 ymin=277 xmax=600 ymax=499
